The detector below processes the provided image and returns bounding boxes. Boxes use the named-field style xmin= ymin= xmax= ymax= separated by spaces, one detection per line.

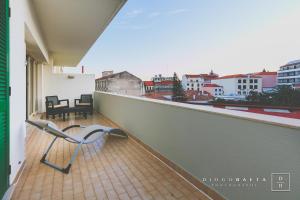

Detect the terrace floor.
xmin=12 ymin=113 xmax=209 ymax=200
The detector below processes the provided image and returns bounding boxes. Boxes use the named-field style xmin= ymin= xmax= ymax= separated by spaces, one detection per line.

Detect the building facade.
xmin=182 ymin=71 xmax=219 ymax=91
xmin=152 ymin=74 xmax=173 ymax=83
xmin=277 ymin=60 xmax=300 ymax=87
xmin=202 ymin=83 xmax=224 ymax=97
xmin=95 ymin=71 xmax=144 ymax=96
xmin=211 ymin=74 xmax=262 ymax=96
xmin=144 ymin=81 xmax=154 ymax=93
xmin=254 ymin=71 xmax=277 ymax=92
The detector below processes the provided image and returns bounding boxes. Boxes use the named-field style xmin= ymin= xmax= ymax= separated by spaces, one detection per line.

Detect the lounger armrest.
xmin=62 ymin=125 xmax=86 ymax=132
xmin=46 ymin=101 xmax=54 ymax=109
xmin=74 ymin=99 xmax=81 ymax=106
xmin=59 ymin=99 xmax=69 ymax=107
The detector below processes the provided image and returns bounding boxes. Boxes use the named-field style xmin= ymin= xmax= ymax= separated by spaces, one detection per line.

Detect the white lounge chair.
xmin=26 ymin=119 xmax=128 ymax=174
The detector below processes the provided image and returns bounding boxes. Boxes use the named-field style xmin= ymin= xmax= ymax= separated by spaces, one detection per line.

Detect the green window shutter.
xmin=0 ymin=0 xmax=10 ymax=198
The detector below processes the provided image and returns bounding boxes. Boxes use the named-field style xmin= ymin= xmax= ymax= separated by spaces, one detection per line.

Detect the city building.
xmin=152 ymin=74 xmax=173 ymax=82
xmin=277 ymin=60 xmax=300 ymax=87
xmin=182 ymin=74 xmax=204 ymax=91
xmin=154 ymin=80 xmax=174 ymax=92
xmin=254 ymin=70 xmax=277 ymax=92
xmin=202 ymin=83 xmax=224 ymax=96
xmin=95 ymin=71 xmax=144 ymax=96
xmin=144 ymin=81 xmax=154 ymax=93
xmin=182 ymin=71 xmax=219 ymax=91
xmin=211 ymin=74 xmax=262 ymax=96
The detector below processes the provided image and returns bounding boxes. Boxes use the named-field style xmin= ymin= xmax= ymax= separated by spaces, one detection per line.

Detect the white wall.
xmin=94 ymin=92 xmax=300 ymax=200
xmin=9 ymin=0 xmax=26 ymax=183
xmin=212 ymin=78 xmax=237 ymax=95
xmin=41 ymin=65 xmax=95 ymax=111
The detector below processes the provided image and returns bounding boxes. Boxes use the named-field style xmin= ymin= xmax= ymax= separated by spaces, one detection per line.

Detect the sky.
xmin=64 ymin=0 xmax=300 ymax=80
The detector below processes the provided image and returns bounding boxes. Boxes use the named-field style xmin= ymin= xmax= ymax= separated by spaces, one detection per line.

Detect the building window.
xmin=215 ymin=89 xmax=218 ymax=92
xmin=254 ymin=79 xmax=258 ymax=83
xmin=219 ymin=89 xmax=222 ymax=91
xmin=254 ymin=85 xmax=258 ymax=89
xmin=250 ymin=85 xmax=253 ymax=89
xmin=238 ymin=91 xmax=241 ymax=95
xmin=243 ymin=85 xmax=246 ymax=89
xmin=191 ymin=84 xmax=194 ymax=87
xmin=196 ymin=80 xmax=198 ymax=82
xmin=187 ymin=83 xmax=189 ymax=86
xmin=250 ymin=79 xmax=253 ymax=83
xmin=238 ymin=79 xmax=241 ymax=83
xmin=243 ymin=79 xmax=247 ymax=83
xmin=238 ymin=85 xmax=241 ymax=89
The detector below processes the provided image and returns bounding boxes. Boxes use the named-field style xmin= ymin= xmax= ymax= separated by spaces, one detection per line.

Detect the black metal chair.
xmin=45 ymin=96 xmax=69 ymax=119
xmin=74 ymin=94 xmax=93 ymax=115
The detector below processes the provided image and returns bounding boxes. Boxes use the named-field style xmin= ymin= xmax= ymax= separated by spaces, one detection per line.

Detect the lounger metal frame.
xmin=26 ymin=121 xmax=128 ymax=174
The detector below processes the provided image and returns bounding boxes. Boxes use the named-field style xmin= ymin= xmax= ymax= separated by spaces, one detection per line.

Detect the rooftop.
xmin=203 ymin=83 xmax=222 ymax=88
xmin=254 ymin=71 xmax=277 ymax=75
xmin=12 ymin=113 xmax=208 ymax=200
xmin=216 ymin=74 xmax=261 ymax=79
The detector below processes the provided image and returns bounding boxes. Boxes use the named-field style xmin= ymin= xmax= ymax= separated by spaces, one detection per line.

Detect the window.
xmin=215 ymin=89 xmax=218 ymax=92
xmin=219 ymin=89 xmax=222 ymax=91
xmin=243 ymin=79 xmax=247 ymax=83
xmin=196 ymin=80 xmax=198 ymax=82
xmin=238 ymin=79 xmax=241 ymax=83
xmin=250 ymin=79 xmax=253 ymax=83
xmin=191 ymin=84 xmax=194 ymax=87
xmin=238 ymin=85 xmax=241 ymax=89
xmin=254 ymin=79 xmax=258 ymax=83
xmin=243 ymin=85 xmax=246 ymax=89
xmin=254 ymin=85 xmax=258 ymax=89
xmin=187 ymin=83 xmax=189 ymax=86
xmin=243 ymin=91 xmax=246 ymax=95
xmin=238 ymin=91 xmax=241 ymax=95
xmin=250 ymin=85 xmax=253 ymax=89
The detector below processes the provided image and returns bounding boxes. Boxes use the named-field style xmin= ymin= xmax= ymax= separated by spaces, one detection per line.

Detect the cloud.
xmin=148 ymin=12 xmax=161 ymax=18
xmin=126 ymin=9 xmax=143 ymax=18
xmin=167 ymin=9 xmax=189 ymax=15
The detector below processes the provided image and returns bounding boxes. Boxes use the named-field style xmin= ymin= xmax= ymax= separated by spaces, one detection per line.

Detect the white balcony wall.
xmin=9 ymin=0 xmax=26 ymax=183
xmin=41 ymin=65 xmax=95 ymax=112
xmin=94 ymin=91 xmax=300 ymax=200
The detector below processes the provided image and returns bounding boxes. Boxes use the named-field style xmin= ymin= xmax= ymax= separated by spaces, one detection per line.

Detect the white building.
xmin=202 ymin=83 xmax=224 ymax=97
xmin=182 ymin=74 xmax=204 ymax=91
xmin=95 ymin=71 xmax=144 ymax=96
xmin=277 ymin=60 xmax=300 ymax=87
xmin=211 ymin=74 xmax=262 ymax=96
xmin=182 ymin=72 xmax=219 ymax=91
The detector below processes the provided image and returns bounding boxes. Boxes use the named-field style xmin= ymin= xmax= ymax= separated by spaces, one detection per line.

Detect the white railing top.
xmin=95 ymin=91 xmax=300 ymax=130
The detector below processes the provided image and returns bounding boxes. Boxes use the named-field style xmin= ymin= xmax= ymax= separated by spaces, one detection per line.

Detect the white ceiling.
xmin=31 ymin=0 xmax=126 ymax=66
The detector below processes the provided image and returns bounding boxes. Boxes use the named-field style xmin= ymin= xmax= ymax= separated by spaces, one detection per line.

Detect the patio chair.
xmin=26 ymin=119 xmax=128 ymax=174
xmin=74 ymin=94 xmax=93 ymax=115
xmin=45 ymin=96 xmax=69 ymax=119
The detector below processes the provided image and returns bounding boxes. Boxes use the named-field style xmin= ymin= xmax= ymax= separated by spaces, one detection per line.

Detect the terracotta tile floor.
xmin=12 ymin=113 xmax=209 ymax=200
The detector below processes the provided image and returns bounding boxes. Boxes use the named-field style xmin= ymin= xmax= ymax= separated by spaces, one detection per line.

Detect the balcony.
xmin=12 ymin=113 xmax=210 ymax=200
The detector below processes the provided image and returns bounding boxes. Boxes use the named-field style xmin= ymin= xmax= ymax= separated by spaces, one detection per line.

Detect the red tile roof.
xmin=144 ymin=81 xmax=154 ymax=86
xmin=203 ymin=83 xmax=222 ymax=87
xmin=185 ymin=74 xmax=202 ymax=78
xmin=184 ymin=74 xmax=219 ymax=79
xmin=216 ymin=74 xmax=261 ymax=79
xmin=155 ymin=80 xmax=174 ymax=86
xmin=254 ymin=71 xmax=277 ymax=75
